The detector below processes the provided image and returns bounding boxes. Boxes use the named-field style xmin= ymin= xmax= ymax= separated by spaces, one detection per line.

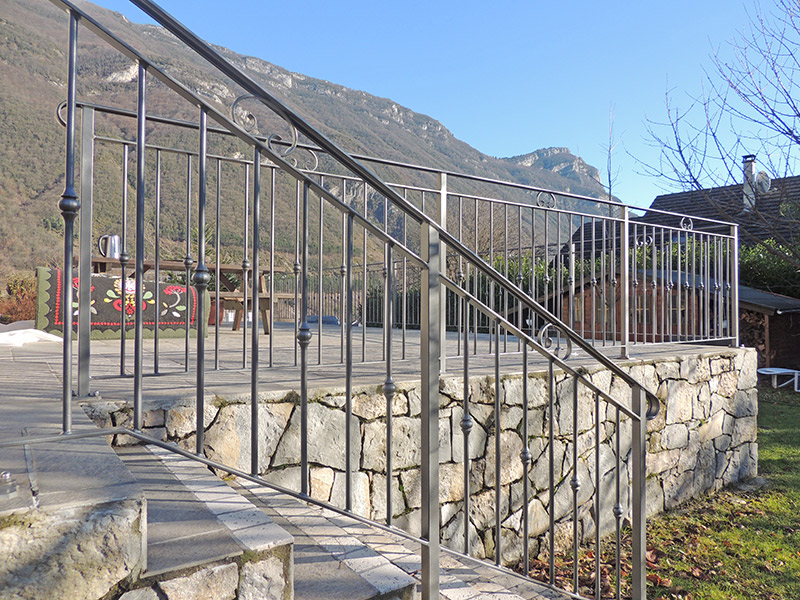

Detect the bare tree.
xmin=642 ymin=0 xmax=800 ymax=270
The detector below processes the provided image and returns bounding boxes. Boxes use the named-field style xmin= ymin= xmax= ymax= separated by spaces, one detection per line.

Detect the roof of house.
xmin=739 ymin=284 xmax=800 ymax=315
xmin=645 ymin=175 xmax=800 ymax=245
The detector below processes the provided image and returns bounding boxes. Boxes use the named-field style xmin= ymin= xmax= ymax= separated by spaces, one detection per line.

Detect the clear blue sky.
xmin=91 ymin=0 xmax=761 ymax=207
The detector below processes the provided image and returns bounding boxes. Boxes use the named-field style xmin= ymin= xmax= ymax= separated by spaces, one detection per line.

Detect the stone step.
xmin=0 ymin=424 xmax=146 ymax=600
xmin=233 ymin=479 xmax=567 ymax=600
xmin=115 ymin=444 xmax=293 ymax=600
xmin=233 ymin=479 xmax=416 ymax=600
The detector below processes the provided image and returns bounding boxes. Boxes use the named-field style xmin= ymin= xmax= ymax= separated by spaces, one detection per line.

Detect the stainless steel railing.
xmin=40 ymin=1 xmax=742 ymax=598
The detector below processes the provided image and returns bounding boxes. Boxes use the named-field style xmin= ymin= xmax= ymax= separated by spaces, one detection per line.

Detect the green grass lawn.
xmin=646 ymin=384 xmax=800 ymax=600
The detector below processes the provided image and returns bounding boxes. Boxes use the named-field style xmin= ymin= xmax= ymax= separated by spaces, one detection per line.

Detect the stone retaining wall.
xmin=85 ymin=347 xmax=758 ymax=566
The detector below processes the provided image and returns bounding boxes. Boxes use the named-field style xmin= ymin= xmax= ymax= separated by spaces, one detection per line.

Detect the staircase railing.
xmin=36 ymin=1 xmax=733 ymax=598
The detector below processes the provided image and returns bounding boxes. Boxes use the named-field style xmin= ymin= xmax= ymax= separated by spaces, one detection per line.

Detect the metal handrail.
xmin=57 ymin=0 xmax=662 ymax=415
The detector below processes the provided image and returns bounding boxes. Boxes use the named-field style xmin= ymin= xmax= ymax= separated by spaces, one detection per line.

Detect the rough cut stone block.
xmin=698 ymin=410 xmax=725 ymax=443
xmin=401 ymin=462 xmax=465 ymax=509
xmin=238 ymin=557 xmax=288 ymax=600
xmin=158 ymin=563 xmax=238 ymax=600
xmin=310 ymin=467 xmax=334 ymax=502
xmin=737 ymin=350 xmax=758 ymax=390
xmin=330 ymin=471 xmax=371 ymax=517
xmin=370 ymin=473 xmax=404 ymax=521
xmin=0 ymin=498 xmax=145 ymax=600
xmin=716 ymin=370 xmax=739 ymax=399
xmin=647 ymin=449 xmax=680 ymax=475
xmin=272 ymin=401 xmax=359 ymax=471
xmin=655 ymin=360 xmax=680 ymax=382
xmin=664 ymin=380 xmax=695 ymax=424
xmin=352 ymin=391 xmax=408 ymax=420
xmin=733 ymin=416 xmax=758 ymax=444
xmin=484 ymin=431 xmax=524 ymax=488
xmin=205 ymin=403 xmax=293 ymax=473
xmin=733 ymin=389 xmax=758 ymax=418
xmin=680 ymin=356 xmax=710 ymax=384
xmin=661 ymin=424 xmax=689 ymax=450
xmin=119 ymin=588 xmax=160 ymax=600
xmin=450 ymin=405 xmax=489 ymax=462
xmin=165 ymin=404 xmax=220 ymax=439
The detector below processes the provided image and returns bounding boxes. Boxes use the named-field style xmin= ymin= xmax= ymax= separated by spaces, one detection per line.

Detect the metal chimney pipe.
xmin=743 ymin=154 xmax=756 ymax=212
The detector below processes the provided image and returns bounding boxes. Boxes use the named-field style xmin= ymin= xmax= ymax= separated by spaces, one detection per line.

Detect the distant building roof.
xmin=739 ymin=285 xmax=800 ymax=315
xmin=646 ymin=175 xmax=800 ymax=245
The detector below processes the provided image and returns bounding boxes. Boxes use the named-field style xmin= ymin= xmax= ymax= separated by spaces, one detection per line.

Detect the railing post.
xmin=420 ymin=221 xmax=441 ymax=599
xmin=133 ymin=63 xmax=147 ymax=431
xmin=193 ymin=107 xmax=210 ymax=454
xmin=730 ymin=225 xmax=739 ymax=347
xmin=60 ymin=12 xmax=80 ymax=434
xmin=620 ymin=206 xmax=630 ymax=358
xmin=631 ymin=383 xmax=647 ymax=600
xmin=438 ymin=172 xmax=447 ymax=374
xmin=77 ymin=106 xmax=94 ymax=398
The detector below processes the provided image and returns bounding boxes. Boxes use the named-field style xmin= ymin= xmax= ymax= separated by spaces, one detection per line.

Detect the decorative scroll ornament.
xmin=233 ymin=94 xmax=308 ymax=168
xmin=535 ymin=191 xmax=557 ymax=209
xmin=537 ymin=322 xmax=572 ymax=359
xmin=680 ymin=216 xmax=694 ymax=231
xmin=56 ymin=101 xmax=68 ymax=127
xmin=636 ymin=235 xmax=654 ymax=247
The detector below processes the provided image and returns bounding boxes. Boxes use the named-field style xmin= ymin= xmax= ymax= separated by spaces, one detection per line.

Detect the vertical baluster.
xmin=154 ymin=149 xmax=161 ymax=373
xmin=241 ymin=163 xmax=250 ymax=368
xmin=516 ymin=205 xmax=522 ymax=352
xmin=250 ymin=149 xmax=261 ymax=475
xmin=594 ymin=391 xmax=601 ymax=600
xmin=494 ymin=319 xmax=502 ymax=566
xmin=620 ymin=207 xmax=630 ymax=358
xmin=521 ymin=344 xmax=531 ymax=569
xmin=462 ymin=296 xmax=473 ymax=555
xmin=571 ymin=375 xmax=580 ymax=594
xmin=345 ymin=212 xmax=354 ymax=511
xmin=600 ymin=219 xmax=606 ymax=346
xmin=362 ymin=184 xmax=368 ymax=362
xmin=610 ymin=213 xmax=617 ymax=347
xmin=298 ymin=181 xmax=311 ymax=496
xmin=457 ymin=196 xmax=463 ymax=357
xmin=194 ymin=108 xmax=210 ymax=455
xmin=489 ymin=204 xmax=495 ymax=355
xmin=133 ymin=63 xmax=147 ymax=431
xmin=543 ymin=210 xmax=550 ymax=340
xmin=531 ymin=208 xmax=536 ymax=336
xmin=318 ymin=181 xmax=324 ymax=365
xmin=556 ymin=212 xmax=562 ymax=344
xmin=385 ymin=243 xmax=396 ymax=524
xmin=60 ymin=12 xmax=79 ymax=433
xmin=340 ymin=182 xmax=347 ymax=364
xmin=614 ymin=405 xmax=622 ymax=600
xmin=677 ymin=228 xmax=684 ymax=340
xmin=78 ymin=105 xmax=94 ymax=397
xmin=548 ymin=358 xmax=556 ymax=585
xmin=631 ymin=384 xmax=646 ymax=600
xmin=591 ymin=217 xmax=597 ymax=345
xmin=383 ymin=193 xmax=389 ymax=362
xmin=183 ymin=154 xmax=193 ymax=372
xmin=579 ymin=215 xmax=585 ymax=340
xmin=503 ymin=204 xmax=508 ymax=352
xmin=420 ymin=220 xmax=441 ymax=600
xmin=269 ymin=167 xmax=276 ymax=366
xmin=730 ymin=225 xmax=739 ymax=346
xmin=214 ymin=158 xmax=221 ymax=369
xmin=120 ymin=144 xmax=130 ymax=375
xmin=569 ymin=243 xmax=576 ymax=333
xmin=294 ymin=180 xmax=301 ymax=367
xmin=402 ymin=190 xmax=408 ymax=360
xmin=474 ymin=199 xmax=479 ymax=356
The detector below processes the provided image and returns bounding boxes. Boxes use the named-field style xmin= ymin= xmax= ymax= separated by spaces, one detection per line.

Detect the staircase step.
xmin=234 ymin=480 xmax=416 ymax=600
xmin=115 ymin=445 xmax=293 ymax=578
xmin=0 ymin=425 xmax=146 ymax=600
xmin=234 ymin=479 xmax=569 ymax=600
